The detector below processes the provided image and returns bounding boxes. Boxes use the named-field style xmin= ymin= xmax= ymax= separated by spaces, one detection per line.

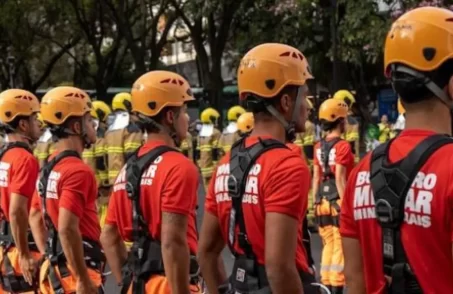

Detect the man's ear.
xmin=18 ymin=118 xmax=28 ymax=132
xmin=279 ymin=94 xmax=293 ymax=116
xmin=72 ymin=119 xmax=82 ymax=135
xmin=165 ymin=109 xmax=175 ymax=125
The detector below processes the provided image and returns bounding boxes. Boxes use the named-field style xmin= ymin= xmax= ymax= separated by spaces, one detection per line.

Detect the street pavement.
xmin=103 ymin=177 xmax=324 ymax=293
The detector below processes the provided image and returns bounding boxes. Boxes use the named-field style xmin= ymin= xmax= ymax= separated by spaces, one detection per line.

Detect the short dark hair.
xmin=320 ymin=117 xmax=344 ymax=132
xmin=48 ymin=116 xmax=83 ymax=139
xmin=139 ymin=106 xmax=181 ymax=134
xmin=2 ymin=115 xmax=29 ymax=134
xmin=244 ymin=85 xmax=300 ymax=118
xmin=391 ymin=59 xmax=453 ymax=104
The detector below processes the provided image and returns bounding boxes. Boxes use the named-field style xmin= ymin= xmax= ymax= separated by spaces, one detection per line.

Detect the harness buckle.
xmin=228 ymin=175 xmax=240 ymax=198
xmin=125 ymin=182 xmax=134 ymax=198
xmin=375 ymin=199 xmax=398 ymax=228
xmin=38 ymin=181 xmax=45 ymax=196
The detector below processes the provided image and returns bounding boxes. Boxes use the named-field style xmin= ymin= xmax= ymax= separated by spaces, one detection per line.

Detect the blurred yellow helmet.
xmin=333 ymin=90 xmax=355 ymax=107
xmin=200 ymin=108 xmax=220 ymax=124
xmin=112 ymin=92 xmax=132 ymax=111
xmin=91 ymin=100 xmax=112 ymax=122
xmin=227 ymin=105 xmax=246 ymax=121
xmin=37 ymin=113 xmax=47 ymax=128
xmin=237 ymin=112 xmax=254 ymax=133
xmin=397 ymin=98 xmax=405 ymax=115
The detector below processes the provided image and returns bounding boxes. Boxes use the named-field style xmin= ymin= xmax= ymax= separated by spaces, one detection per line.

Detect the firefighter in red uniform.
xmin=198 ymin=43 xmax=318 ymax=294
xmin=313 ymin=99 xmax=355 ymax=294
xmin=0 ymin=89 xmax=41 ymax=293
xmin=29 ymin=86 xmax=105 ymax=294
xmin=341 ymin=7 xmax=453 ymax=294
xmin=100 ymin=71 xmax=201 ymax=294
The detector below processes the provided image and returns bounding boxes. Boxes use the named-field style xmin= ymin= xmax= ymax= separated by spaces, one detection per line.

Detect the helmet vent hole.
xmin=171 ymin=79 xmax=178 ymax=84
xmin=160 ymin=79 xmax=171 ymax=84
xmin=148 ymin=102 xmax=156 ymax=110
xmin=55 ymin=112 xmax=62 ymax=119
xmin=279 ymin=52 xmax=291 ymax=57
xmin=187 ymin=89 xmax=193 ymax=96
xmin=291 ymin=52 xmax=298 ymax=58
xmin=178 ymin=79 xmax=184 ymax=86
xmin=265 ymin=79 xmax=275 ymax=90
xmin=331 ymin=114 xmax=336 ymax=119
xmin=446 ymin=18 xmax=453 ymax=22
xmin=422 ymin=47 xmax=436 ymax=61
xmin=298 ymin=54 xmax=304 ymax=60
xmin=5 ymin=111 xmax=11 ymax=118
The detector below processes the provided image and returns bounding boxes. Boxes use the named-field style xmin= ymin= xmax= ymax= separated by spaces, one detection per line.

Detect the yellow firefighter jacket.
xmin=105 ymin=111 xmax=143 ymax=185
xmin=196 ymin=124 xmax=221 ymax=179
xmin=342 ymin=115 xmax=360 ymax=162
xmin=218 ymin=122 xmax=241 ymax=158
xmin=82 ymin=127 xmax=108 ymax=188
xmin=180 ymin=132 xmax=194 ymax=161
xmin=33 ymin=129 xmax=56 ymax=170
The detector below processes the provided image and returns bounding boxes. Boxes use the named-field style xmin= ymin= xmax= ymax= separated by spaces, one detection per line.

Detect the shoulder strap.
xmin=321 ymin=137 xmax=341 ymax=177
xmin=37 ymin=150 xmax=80 ymax=256
xmin=125 ymin=145 xmax=178 ymax=241
xmin=370 ymin=134 xmax=453 ymax=290
xmin=227 ymin=137 xmax=288 ymax=258
xmin=0 ymin=142 xmax=32 ymax=161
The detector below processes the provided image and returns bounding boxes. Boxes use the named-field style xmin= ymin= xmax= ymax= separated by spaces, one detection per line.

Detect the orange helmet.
xmin=319 ymin=99 xmax=348 ymax=122
xmin=131 ymin=70 xmax=194 ymax=117
xmin=0 ymin=89 xmax=40 ymax=124
xmin=237 ymin=43 xmax=313 ymax=99
xmin=41 ymin=86 xmax=92 ymax=125
xmin=237 ymin=112 xmax=254 ymax=133
xmin=384 ymin=7 xmax=453 ymax=76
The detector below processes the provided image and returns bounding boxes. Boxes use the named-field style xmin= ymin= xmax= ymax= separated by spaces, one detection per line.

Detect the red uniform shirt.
xmin=340 ymin=129 xmax=453 ymax=293
xmin=313 ymin=137 xmax=355 ymax=180
xmin=205 ymin=136 xmax=311 ymax=271
xmin=105 ymin=141 xmax=199 ymax=254
xmin=0 ymin=147 xmax=39 ymax=221
xmin=31 ymin=152 xmax=100 ymax=241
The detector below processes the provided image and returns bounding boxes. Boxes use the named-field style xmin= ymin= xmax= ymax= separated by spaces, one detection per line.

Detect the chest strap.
xmin=370 ymin=134 xmax=453 ymax=294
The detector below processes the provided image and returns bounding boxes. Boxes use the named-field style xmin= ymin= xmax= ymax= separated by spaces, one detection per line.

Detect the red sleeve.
xmin=205 ymin=167 xmax=218 ymax=216
xmin=161 ymin=159 xmax=199 ymax=215
xmin=31 ymin=191 xmax=41 ymax=210
xmin=340 ymin=168 xmax=359 ymax=238
xmin=264 ymin=154 xmax=309 ymax=221
xmin=335 ymin=141 xmax=353 ymax=166
xmin=105 ymin=190 xmax=118 ymax=225
xmin=10 ymin=154 xmax=39 ymax=198
xmin=59 ymin=168 xmax=95 ymax=219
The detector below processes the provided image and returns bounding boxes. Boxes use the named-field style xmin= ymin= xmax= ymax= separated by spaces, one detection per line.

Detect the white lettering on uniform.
xmin=0 ymin=162 xmax=10 ymax=187
xmin=214 ymin=163 xmax=260 ymax=205
xmin=352 ymin=171 xmax=436 ymax=228
xmin=112 ymin=155 xmax=164 ymax=192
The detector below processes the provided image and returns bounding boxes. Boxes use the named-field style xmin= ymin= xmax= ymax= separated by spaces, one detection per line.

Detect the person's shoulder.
xmin=163 ymin=150 xmax=198 ymax=173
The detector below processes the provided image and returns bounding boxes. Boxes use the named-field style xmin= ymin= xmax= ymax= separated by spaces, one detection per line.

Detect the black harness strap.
xmin=0 ymin=142 xmax=39 ymax=293
xmin=321 ymin=138 xmax=341 ymax=179
xmin=121 ymin=145 xmax=178 ymax=294
xmin=315 ymin=138 xmax=342 ymax=227
xmin=370 ymin=134 xmax=453 ymax=294
xmin=227 ymin=137 xmax=288 ymax=258
xmin=38 ymin=150 xmax=105 ymax=294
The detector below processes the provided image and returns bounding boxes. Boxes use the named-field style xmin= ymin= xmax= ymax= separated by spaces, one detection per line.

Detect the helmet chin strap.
xmin=264 ymin=86 xmax=304 ymax=142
